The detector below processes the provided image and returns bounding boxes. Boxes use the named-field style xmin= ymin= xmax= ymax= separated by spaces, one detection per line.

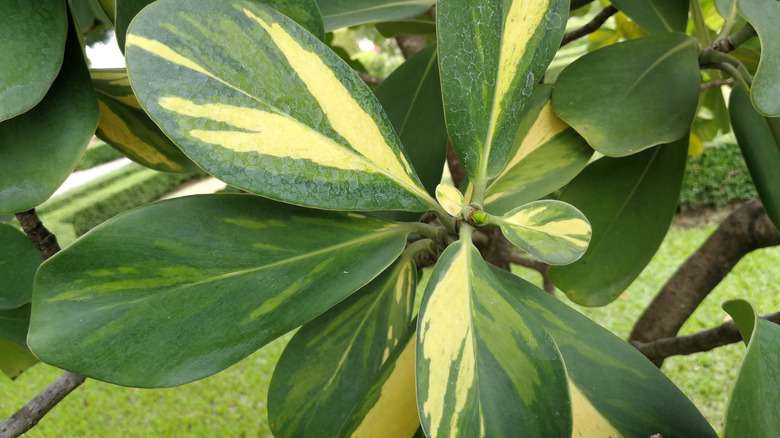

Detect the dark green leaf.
xmin=375 ymin=20 xmax=435 ymax=38
xmin=115 ymin=0 xmax=154 ymax=53
xmin=611 ymin=0 xmax=689 ymax=33
xmin=552 ymin=33 xmax=699 ymax=157
xmin=317 ymin=0 xmax=434 ymax=32
xmin=29 ymin=194 xmax=413 ymax=387
xmin=0 ymin=225 xmax=41 ymax=309
xmin=549 ymin=138 xmax=688 ymax=306
xmin=737 ymin=0 xmax=780 ymax=116
xmin=0 ymin=0 xmax=67 ymax=121
xmin=0 ymin=14 xmax=98 ymax=213
xmin=722 ymin=299 xmax=780 ymax=438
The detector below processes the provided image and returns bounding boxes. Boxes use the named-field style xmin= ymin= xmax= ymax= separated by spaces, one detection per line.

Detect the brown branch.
xmin=711 ymin=24 xmax=757 ymax=53
xmin=395 ymin=34 xmax=427 ymax=59
xmin=356 ymin=71 xmax=384 ymax=86
xmin=560 ymin=5 xmax=618 ymax=47
xmin=0 ymin=372 xmax=86 ymax=438
xmin=632 ymin=312 xmax=780 ymax=363
xmin=630 ymin=198 xmax=780 ymax=365
xmin=446 ymin=142 xmax=466 ymax=189
xmin=14 ymin=209 xmax=60 ymax=261
xmin=506 ymin=254 xmax=555 ymax=295
xmin=700 ymin=79 xmax=734 ymax=91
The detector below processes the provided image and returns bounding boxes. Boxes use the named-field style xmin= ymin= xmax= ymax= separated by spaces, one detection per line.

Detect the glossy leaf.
xmin=553 ymin=33 xmax=699 ymax=157
xmin=481 ymin=85 xmax=593 ymax=215
xmin=269 ymin=256 xmax=417 ymax=437
xmin=29 ymin=194 xmax=413 ymax=387
xmin=435 ymin=184 xmax=464 ymax=217
xmin=0 ymin=15 xmax=98 ymax=214
xmin=0 ymin=0 xmax=67 ymax=121
xmin=91 ymin=69 xmax=200 ymax=173
xmin=489 ymin=267 xmax=718 ymax=437
xmin=494 ymin=200 xmax=591 ymax=265
xmin=729 ymin=84 xmax=780 ymax=231
xmin=115 ymin=0 xmax=152 ymax=52
xmin=611 ymin=0 xmax=689 ymax=33
xmin=317 ymin=0 xmax=434 ymax=32
xmin=416 ymin=239 xmax=571 ymax=437
xmin=126 ymin=0 xmax=433 ymax=211
xmin=738 ymin=0 xmax=780 ymax=116
xmin=438 ymin=0 xmax=570 ymax=180
xmin=549 ymin=138 xmax=688 ymax=306
xmin=722 ymin=299 xmax=780 ymax=438
xmin=0 ymin=225 xmax=41 ymax=309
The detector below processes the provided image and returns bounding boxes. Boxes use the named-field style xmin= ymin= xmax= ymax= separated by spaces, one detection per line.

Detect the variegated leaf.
xmin=268 ymin=255 xmax=417 ymax=438
xmin=737 ymin=0 xmax=780 ymax=116
xmin=126 ymin=0 xmax=433 ymax=211
xmin=91 ymin=69 xmax=200 ymax=173
xmin=29 ymin=194 xmax=413 ymax=387
xmin=416 ymin=239 xmax=571 ymax=437
xmin=438 ymin=0 xmax=569 ymax=183
xmin=493 ymin=200 xmax=591 ymax=265
xmin=480 ymin=85 xmax=593 ymax=216
xmin=435 ymin=183 xmax=464 ymax=217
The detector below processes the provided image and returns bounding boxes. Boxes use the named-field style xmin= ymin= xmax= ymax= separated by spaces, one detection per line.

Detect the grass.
xmin=3 ymin=223 xmax=777 ymax=436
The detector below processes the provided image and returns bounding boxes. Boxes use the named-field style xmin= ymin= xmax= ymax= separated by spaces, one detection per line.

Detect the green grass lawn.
xmin=2 ymin=223 xmax=778 ymax=436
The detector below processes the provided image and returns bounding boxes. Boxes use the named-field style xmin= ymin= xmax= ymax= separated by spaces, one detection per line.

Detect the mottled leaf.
xmin=269 ymin=256 xmax=417 ymax=437
xmin=0 ymin=14 xmax=98 ymax=213
xmin=317 ymin=0 xmax=434 ymax=32
xmin=494 ymin=200 xmax=591 ymax=265
xmin=435 ymin=184 xmax=464 ymax=217
xmin=737 ymin=0 xmax=780 ymax=116
xmin=91 ymin=69 xmax=200 ymax=173
xmin=29 ymin=194 xmax=413 ymax=387
xmin=549 ymin=138 xmax=688 ymax=306
xmin=611 ymin=0 xmax=689 ymax=34
xmin=0 ymin=0 xmax=67 ymax=121
xmin=481 ymin=85 xmax=593 ymax=215
xmin=0 ymin=225 xmax=41 ymax=309
xmin=553 ymin=33 xmax=699 ymax=157
xmin=417 ymin=239 xmax=571 ymax=437
xmin=438 ymin=0 xmax=570 ymax=182
xmin=126 ymin=0 xmax=433 ymax=211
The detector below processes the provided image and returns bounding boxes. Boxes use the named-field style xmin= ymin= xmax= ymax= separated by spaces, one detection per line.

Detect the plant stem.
xmin=712 ymin=24 xmax=757 ymax=53
xmin=14 ymin=209 xmax=60 ymax=261
xmin=690 ymin=0 xmax=712 ymax=46
xmin=560 ymin=5 xmax=618 ymax=47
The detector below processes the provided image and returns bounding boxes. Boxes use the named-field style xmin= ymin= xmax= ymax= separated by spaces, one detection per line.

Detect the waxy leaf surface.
xmin=268 ymin=256 xmax=417 ymax=438
xmin=722 ymin=299 xmax=780 ymax=438
xmin=550 ymin=138 xmax=688 ymax=306
xmin=0 ymin=0 xmax=67 ymax=121
xmin=611 ymin=0 xmax=689 ymax=34
xmin=737 ymin=0 xmax=780 ymax=116
xmin=490 ymin=267 xmax=717 ymax=437
xmin=29 ymin=194 xmax=412 ymax=387
xmin=553 ymin=33 xmax=699 ymax=157
xmin=438 ymin=0 xmax=570 ymax=180
xmin=482 ymin=85 xmax=592 ymax=215
xmin=0 ymin=225 xmax=41 ymax=309
xmin=126 ymin=0 xmax=432 ymax=211
xmin=91 ymin=69 xmax=200 ymax=173
xmin=0 ymin=15 xmax=98 ymax=213
xmin=317 ymin=0 xmax=434 ymax=31
xmin=416 ymin=239 xmax=571 ymax=437
xmin=495 ymin=200 xmax=591 ymax=265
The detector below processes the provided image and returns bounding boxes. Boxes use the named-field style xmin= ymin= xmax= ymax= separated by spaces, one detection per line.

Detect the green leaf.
xmin=610 ymin=0 xmax=689 ymax=33
xmin=715 ymin=0 xmax=736 ymax=17
xmin=0 ymin=225 xmax=41 ymax=309
xmin=0 ymin=304 xmax=32 ymax=350
xmin=438 ymin=0 xmax=570 ymax=181
xmin=737 ymin=0 xmax=780 ymax=116
xmin=489 ymin=267 xmax=717 ymax=437
xmin=722 ymin=299 xmax=780 ymax=438
xmin=91 ymin=69 xmax=200 ymax=173
xmin=481 ymin=85 xmax=593 ymax=215
xmin=317 ymin=0 xmax=434 ymax=32
xmin=416 ymin=239 xmax=571 ymax=437
xmin=29 ymin=194 xmax=413 ymax=387
xmin=552 ymin=33 xmax=700 ymax=157
xmin=375 ymin=19 xmax=435 ymax=38
xmin=0 ymin=14 xmax=98 ymax=214
xmin=549 ymin=138 xmax=688 ymax=306
xmin=126 ymin=0 xmax=433 ymax=211
xmin=435 ymin=183 xmax=464 ymax=217
xmin=0 ymin=339 xmax=39 ymax=380
xmin=0 ymin=0 xmax=67 ymax=122
xmin=729 ymin=84 xmax=780 ymax=232
xmin=493 ymin=200 xmax=591 ymax=265
xmin=269 ymin=256 xmax=417 ymax=437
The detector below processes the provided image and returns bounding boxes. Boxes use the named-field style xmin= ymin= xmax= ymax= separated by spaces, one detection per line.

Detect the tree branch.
xmin=356 ymin=71 xmax=384 ymax=86
xmin=446 ymin=142 xmax=466 ymax=189
xmin=14 ymin=209 xmax=60 ymax=261
xmin=632 ymin=312 xmax=780 ymax=363
xmin=629 ymin=198 xmax=780 ymax=365
xmin=711 ymin=24 xmax=757 ymax=53
xmin=560 ymin=5 xmax=618 ymax=47
xmin=700 ymin=79 xmax=734 ymax=91
xmin=395 ymin=34 xmax=427 ymax=59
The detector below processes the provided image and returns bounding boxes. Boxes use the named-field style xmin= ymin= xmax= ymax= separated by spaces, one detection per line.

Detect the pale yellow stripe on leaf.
xmin=158 ymin=97 xmax=376 ymax=172
xmin=420 ymin=246 xmax=475 ymax=436
xmin=91 ymin=72 xmax=127 ymax=81
xmin=97 ymin=101 xmax=182 ymax=170
xmin=126 ymin=35 xmax=215 ymax=79
xmin=243 ymin=9 xmax=422 ymax=192
xmin=569 ymin=381 xmax=622 ymax=437
xmin=505 ymin=209 xmax=591 ymax=245
xmin=351 ymin=341 xmax=419 ymax=438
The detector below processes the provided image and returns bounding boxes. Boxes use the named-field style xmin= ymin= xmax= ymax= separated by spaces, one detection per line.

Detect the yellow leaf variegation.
xmin=125 ymin=0 xmax=434 ymax=211
xmin=435 ymin=183 xmax=464 ymax=217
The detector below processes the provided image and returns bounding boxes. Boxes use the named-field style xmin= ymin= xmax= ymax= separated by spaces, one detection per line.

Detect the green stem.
xmin=431 ymin=207 xmax=458 ymax=235
xmin=691 ymin=0 xmax=712 ymax=46
xmin=402 ymin=238 xmax=436 ymax=258
xmin=700 ymin=48 xmax=742 ymax=67
xmin=716 ymin=62 xmax=752 ymax=89
xmin=459 ymin=222 xmax=475 ymax=242
xmin=405 ymin=221 xmax=446 ymax=242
